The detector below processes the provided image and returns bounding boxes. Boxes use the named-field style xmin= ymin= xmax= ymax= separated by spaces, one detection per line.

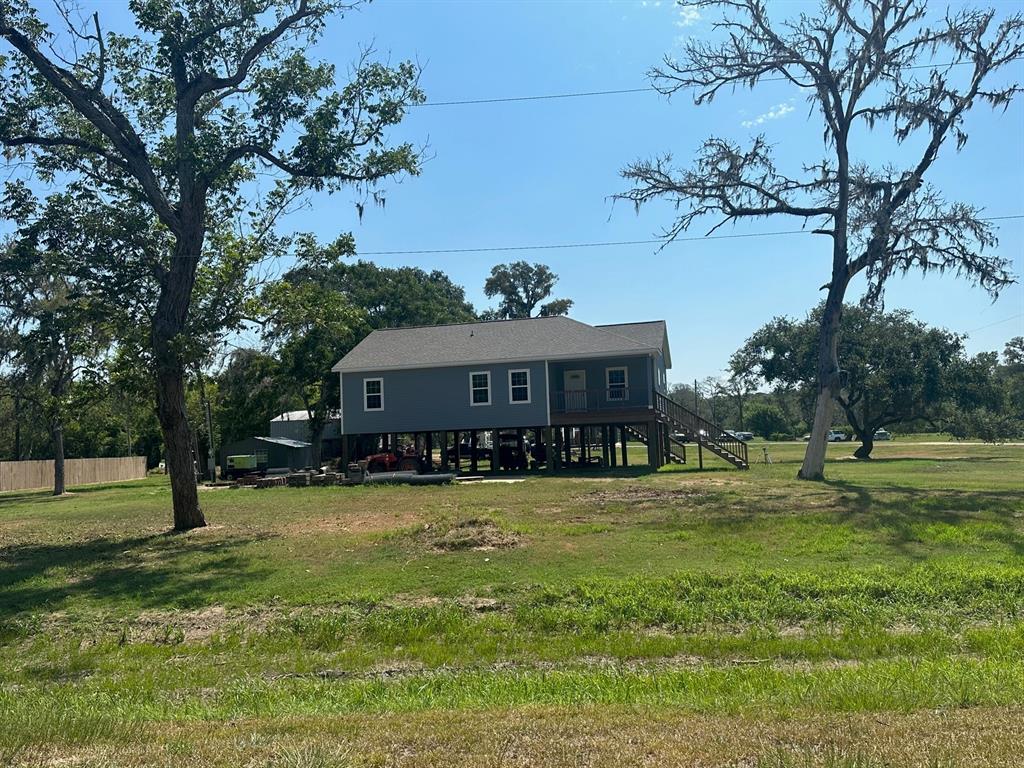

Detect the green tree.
xmin=296 ymin=259 xmax=478 ymax=329
xmin=260 ymin=237 xmax=368 ymax=468
xmin=214 ymin=348 xmax=294 ymax=448
xmin=999 ymin=337 xmax=1024 ymax=419
xmin=0 ymin=197 xmax=112 ymax=494
xmin=619 ymin=1 xmax=1020 ymax=479
xmin=747 ymin=403 xmax=791 ymax=440
xmin=945 ymin=342 xmax=1024 ymax=441
xmin=483 ymin=262 xmax=573 ymax=319
xmin=1 ymin=0 xmax=423 ymax=529
xmin=734 ymin=304 xmax=973 ymax=458
xmin=717 ymin=371 xmax=758 ymax=432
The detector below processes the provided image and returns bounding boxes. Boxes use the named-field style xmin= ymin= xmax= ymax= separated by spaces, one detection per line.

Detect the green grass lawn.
xmin=1 ymin=440 xmax=1022 ymax=767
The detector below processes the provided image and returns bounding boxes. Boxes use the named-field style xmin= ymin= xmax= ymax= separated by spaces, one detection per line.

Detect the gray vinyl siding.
xmin=654 ymin=353 xmax=668 ymax=394
xmin=342 ymin=361 xmax=549 ymax=434
xmin=269 ymin=418 xmax=340 ymax=442
xmin=547 ymin=355 xmax=654 ymax=411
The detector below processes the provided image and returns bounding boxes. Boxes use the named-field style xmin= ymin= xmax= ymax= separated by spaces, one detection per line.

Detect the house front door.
xmin=564 ymin=369 xmax=587 ymax=411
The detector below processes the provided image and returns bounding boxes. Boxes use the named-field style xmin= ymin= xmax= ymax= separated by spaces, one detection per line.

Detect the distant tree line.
xmin=0 ymin=251 xmax=571 ymax=489
xmin=694 ymin=305 xmax=1023 ymax=457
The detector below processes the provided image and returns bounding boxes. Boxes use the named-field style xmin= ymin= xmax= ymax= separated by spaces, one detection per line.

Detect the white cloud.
xmin=741 ymin=101 xmax=795 ymax=128
xmin=675 ymin=4 xmax=701 ymax=27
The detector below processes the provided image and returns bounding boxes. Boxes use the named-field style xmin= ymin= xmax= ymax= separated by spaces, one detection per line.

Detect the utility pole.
xmin=195 ymin=367 xmax=217 ymax=482
xmin=204 ymin=398 xmax=216 ymax=482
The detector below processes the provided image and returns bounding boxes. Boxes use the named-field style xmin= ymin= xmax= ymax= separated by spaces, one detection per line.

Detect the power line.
xmin=966 ymin=313 xmax=1024 ymax=334
xmin=356 ymin=214 xmax=1024 ymax=257
xmin=413 ymin=58 xmax=1024 ymax=107
xmin=359 ymin=229 xmax=806 ymax=256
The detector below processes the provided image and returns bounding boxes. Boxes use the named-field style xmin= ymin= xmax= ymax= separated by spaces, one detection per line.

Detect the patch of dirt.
xmin=456 ymin=596 xmax=504 ymax=612
xmin=574 ymin=486 xmax=715 ymax=505
xmin=427 ymin=518 xmax=522 ymax=552
xmin=126 ymin=604 xmax=275 ymax=643
xmin=277 ymin=509 xmax=424 ymax=536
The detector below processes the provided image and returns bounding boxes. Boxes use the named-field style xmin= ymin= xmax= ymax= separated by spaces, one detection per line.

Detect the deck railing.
xmin=551 ymin=387 xmax=640 ymax=412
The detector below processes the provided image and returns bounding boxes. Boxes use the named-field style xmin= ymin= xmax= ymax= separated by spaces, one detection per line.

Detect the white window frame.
xmin=508 ymin=368 xmax=531 ymax=404
xmin=469 ymin=370 xmax=492 ymax=407
xmin=606 ymin=366 xmax=628 ymax=401
xmin=363 ymin=377 xmax=384 ymax=412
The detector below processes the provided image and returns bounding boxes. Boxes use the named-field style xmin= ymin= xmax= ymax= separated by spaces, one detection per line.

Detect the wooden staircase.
xmin=624 ymin=424 xmax=687 ymax=465
xmin=648 ymin=392 xmax=750 ymax=470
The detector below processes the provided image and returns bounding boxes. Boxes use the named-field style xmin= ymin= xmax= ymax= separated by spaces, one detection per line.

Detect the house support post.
xmin=563 ymin=427 xmax=572 ymax=466
xmin=553 ymin=426 xmax=562 ymax=471
xmin=426 ymin=432 xmax=433 ymax=470
xmin=609 ymin=425 xmax=617 ymax=468
xmin=440 ymin=431 xmax=449 ymax=471
xmin=621 ymin=425 xmax=628 ymax=467
xmin=698 ymin=441 xmax=704 ymax=470
xmin=662 ymin=423 xmax=670 ymax=466
xmin=544 ymin=427 xmax=554 ymax=473
xmin=646 ymin=421 xmax=660 ymax=469
xmin=454 ymin=431 xmax=461 ymax=474
xmin=470 ymin=431 xmax=479 ymax=474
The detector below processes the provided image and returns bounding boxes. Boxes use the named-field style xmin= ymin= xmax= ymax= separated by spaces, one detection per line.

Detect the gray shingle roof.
xmin=332 ymin=316 xmax=667 ymax=373
xmin=595 ymin=321 xmax=671 ymax=367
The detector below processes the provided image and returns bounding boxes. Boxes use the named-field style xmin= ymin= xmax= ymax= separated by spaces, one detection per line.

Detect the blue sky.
xmin=30 ymin=1 xmax=1024 ymax=385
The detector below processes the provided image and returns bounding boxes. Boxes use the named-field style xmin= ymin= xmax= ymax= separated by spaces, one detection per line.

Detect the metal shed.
xmin=219 ymin=435 xmax=313 ymax=475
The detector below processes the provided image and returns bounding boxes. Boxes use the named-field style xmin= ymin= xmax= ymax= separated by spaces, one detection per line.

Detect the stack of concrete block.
xmin=287 ymin=472 xmax=311 ymax=487
xmin=310 ymin=473 xmax=340 ymax=486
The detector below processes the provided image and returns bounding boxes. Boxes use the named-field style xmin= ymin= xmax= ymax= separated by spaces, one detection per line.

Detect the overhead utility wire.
xmin=965 ymin=313 xmax=1023 ymax=334
xmin=356 ymin=214 xmax=1024 ymax=257
xmin=413 ymin=58 xmax=1024 ymax=107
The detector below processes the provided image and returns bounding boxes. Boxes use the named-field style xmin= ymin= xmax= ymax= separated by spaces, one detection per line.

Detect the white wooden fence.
xmin=0 ymin=456 xmax=148 ymax=492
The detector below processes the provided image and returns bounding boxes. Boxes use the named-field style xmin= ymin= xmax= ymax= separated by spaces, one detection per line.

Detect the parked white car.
xmin=725 ymin=430 xmax=754 ymax=441
xmin=874 ymin=429 xmax=892 ymax=441
xmin=827 ymin=430 xmax=849 ymax=442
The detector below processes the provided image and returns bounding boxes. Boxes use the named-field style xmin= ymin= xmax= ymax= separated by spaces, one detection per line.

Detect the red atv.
xmin=364 ymin=446 xmax=425 ymax=474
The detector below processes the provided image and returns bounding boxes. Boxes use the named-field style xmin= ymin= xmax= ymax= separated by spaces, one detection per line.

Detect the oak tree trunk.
xmin=51 ymin=420 xmax=65 ymax=496
xmin=798 ymin=283 xmax=847 ymax=481
xmin=310 ymin=422 xmax=324 ymax=470
xmin=853 ymin=435 xmax=874 ymax=459
xmin=154 ymin=233 xmax=206 ymax=531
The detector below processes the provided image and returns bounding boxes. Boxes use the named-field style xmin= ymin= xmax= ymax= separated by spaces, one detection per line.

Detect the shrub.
xmin=748 ymin=404 xmax=793 ymax=440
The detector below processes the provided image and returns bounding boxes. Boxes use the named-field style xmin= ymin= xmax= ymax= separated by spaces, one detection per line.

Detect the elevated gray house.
xmin=331 ymin=316 xmax=748 ymax=471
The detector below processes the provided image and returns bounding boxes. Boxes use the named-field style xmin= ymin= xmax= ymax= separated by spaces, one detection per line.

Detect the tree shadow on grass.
xmin=0 ymin=530 xmax=272 ymax=630
xmin=0 ymin=480 xmax=165 ymax=509
xmin=833 ymin=454 xmax=1019 ymax=464
xmin=826 ymin=479 xmax=1024 ymax=560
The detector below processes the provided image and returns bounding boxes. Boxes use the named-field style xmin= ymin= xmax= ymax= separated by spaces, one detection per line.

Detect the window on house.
xmin=606 ymin=367 xmax=628 ymax=401
xmin=509 ymin=369 xmax=531 ymax=404
xmin=470 ymin=371 xmax=491 ymax=406
xmin=364 ymin=378 xmax=383 ymax=411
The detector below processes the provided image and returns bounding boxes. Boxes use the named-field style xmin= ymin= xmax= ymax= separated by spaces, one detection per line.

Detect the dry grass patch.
xmin=7 ymin=707 xmax=1024 ymax=767
xmin=427 ymin=518 xmax=522 ymax=552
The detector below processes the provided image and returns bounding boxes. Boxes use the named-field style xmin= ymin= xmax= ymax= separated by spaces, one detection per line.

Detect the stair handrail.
xmin=654 ymin=392 xmax=748 ymax=466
